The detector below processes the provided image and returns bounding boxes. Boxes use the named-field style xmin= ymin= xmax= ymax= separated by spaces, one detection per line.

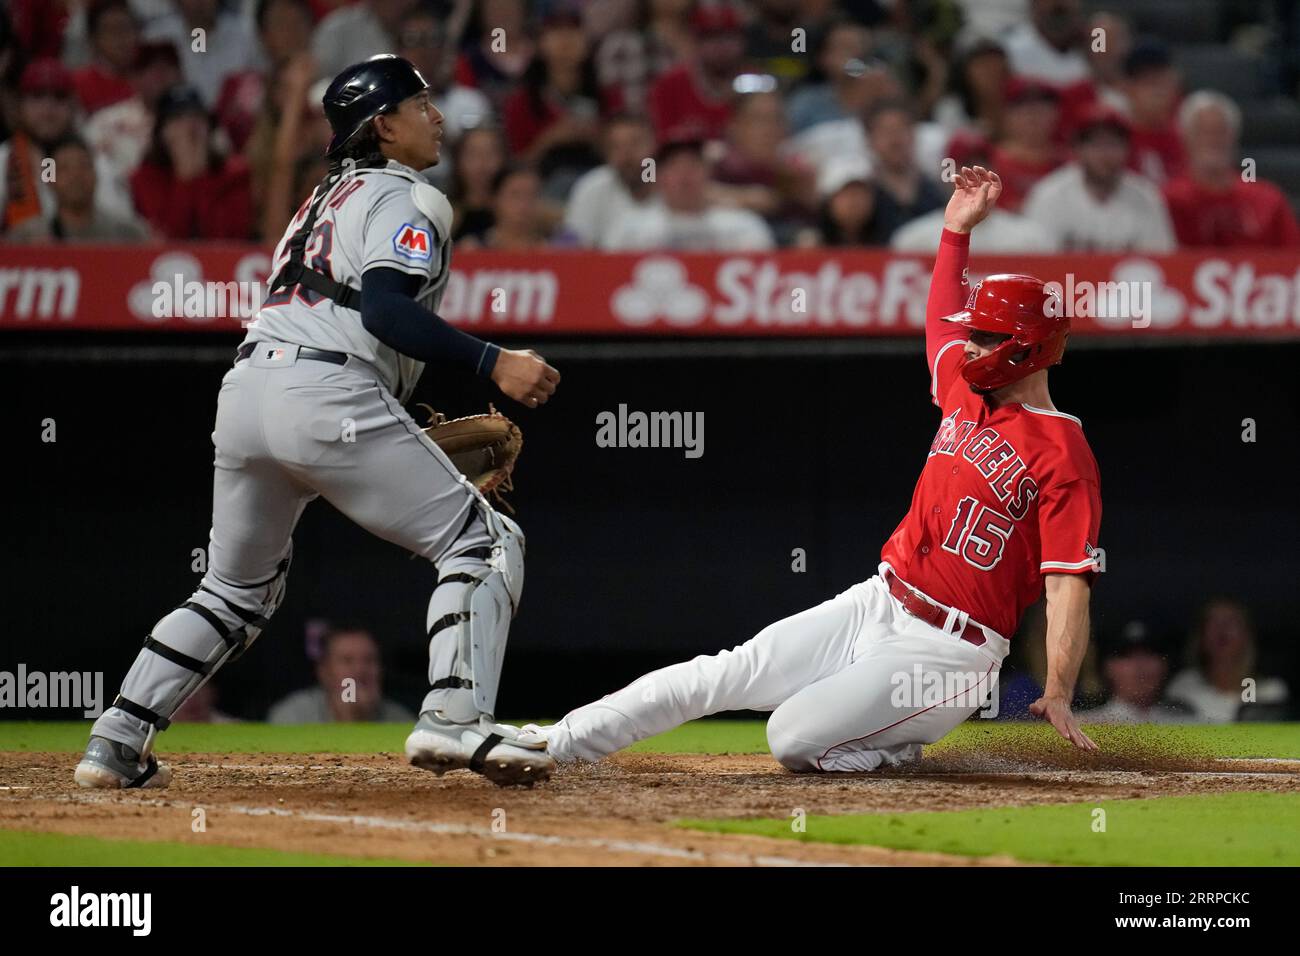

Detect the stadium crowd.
xmin=1000 ymin=597 xmax=1291 ymax=724
xmin=2 ymin=0 xmax=1299 ymax=251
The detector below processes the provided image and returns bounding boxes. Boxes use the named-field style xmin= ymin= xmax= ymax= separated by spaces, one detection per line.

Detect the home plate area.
xmin=1 ymin=727 xmax=1296 ymax=867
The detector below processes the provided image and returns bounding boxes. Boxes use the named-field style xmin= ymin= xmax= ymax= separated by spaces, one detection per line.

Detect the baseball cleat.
xmin=74 ymin=736 xmax=173 ymax=790
xmin=405 ymin=712 xmax=554 ymax=787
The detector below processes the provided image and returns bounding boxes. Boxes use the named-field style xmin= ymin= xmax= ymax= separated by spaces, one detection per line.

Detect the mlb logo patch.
xmin=264 ymin=347 xmax=286 ymax=361
xmin=393 ymin=223 xmax=433 ymax=261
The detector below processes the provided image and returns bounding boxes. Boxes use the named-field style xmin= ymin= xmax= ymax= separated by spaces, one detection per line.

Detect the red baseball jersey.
xmin=879 ymin=228 xmax=1102 ymax=639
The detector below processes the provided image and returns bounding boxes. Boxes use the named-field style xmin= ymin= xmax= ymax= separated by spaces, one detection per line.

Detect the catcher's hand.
xmin=418 ymin=404 xmax=523 ymax=510
xmin=492 ymin=348 xmax=559 ymax=408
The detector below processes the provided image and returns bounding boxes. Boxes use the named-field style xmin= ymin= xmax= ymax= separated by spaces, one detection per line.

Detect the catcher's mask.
xmin=942 ymin=274 xmax=1068 ymax=391
xmin=322 ymin=54 xmax=429 ymax=158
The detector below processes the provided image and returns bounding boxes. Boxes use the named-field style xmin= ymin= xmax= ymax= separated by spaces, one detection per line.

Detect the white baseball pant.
xmin=542 ymin=568 xmax=1009 ymax=771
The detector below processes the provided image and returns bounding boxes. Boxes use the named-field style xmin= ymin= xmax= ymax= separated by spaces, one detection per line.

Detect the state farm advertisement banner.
xmin=2 ymin=244 xmax=1300 ymax=337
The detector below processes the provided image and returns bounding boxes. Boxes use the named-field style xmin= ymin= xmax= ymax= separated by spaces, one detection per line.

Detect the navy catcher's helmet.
xmin=322 ymin=54 xmax=429 ymax=157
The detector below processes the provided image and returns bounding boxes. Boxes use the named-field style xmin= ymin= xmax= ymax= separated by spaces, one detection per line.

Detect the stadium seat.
xmin=1100 ymin=0 xmax=1224 ymax=44
xmin=1240 ymin=99 xmax=1300 ymax=147
xmin=1175 ymin=44 xmax=1280 ymax=100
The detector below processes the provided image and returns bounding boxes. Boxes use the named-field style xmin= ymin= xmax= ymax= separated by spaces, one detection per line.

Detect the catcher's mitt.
xmin=418 ymin=404 xmax=523 ymax=511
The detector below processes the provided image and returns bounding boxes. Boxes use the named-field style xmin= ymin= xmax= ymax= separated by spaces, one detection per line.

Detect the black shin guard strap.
xmin=113 ymin=695 xmax=170 ymax=731
xmin=125 ymin=756 xmax=160 ymax=789
xmin=469 ymin=733 xmax=503 ymax=772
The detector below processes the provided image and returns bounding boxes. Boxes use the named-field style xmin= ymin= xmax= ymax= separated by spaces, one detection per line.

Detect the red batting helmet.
xmin=942 ymin=274 xmax=1069 ymax=391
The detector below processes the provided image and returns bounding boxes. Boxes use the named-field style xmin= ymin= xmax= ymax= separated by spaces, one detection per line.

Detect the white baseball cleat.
xmin=74 ymin=736 xmax=173 ymax=789
xmin=406 ymin=712 xmax=554 ymax=787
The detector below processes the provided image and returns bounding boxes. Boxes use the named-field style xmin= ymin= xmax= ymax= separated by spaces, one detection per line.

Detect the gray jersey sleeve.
xmin=363 ymin=186 xmax=440 ymax=280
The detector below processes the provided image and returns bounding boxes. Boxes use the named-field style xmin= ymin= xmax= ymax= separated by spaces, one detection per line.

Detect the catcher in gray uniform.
xmin=75 ymin=55 xmax=560 ymax=789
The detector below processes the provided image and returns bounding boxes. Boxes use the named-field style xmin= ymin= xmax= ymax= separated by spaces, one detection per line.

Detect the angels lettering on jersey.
xmin=881 ymin=337 xmax=1103 ymax=639
xmin=928 ymin=408 xmax=1038 ymax=521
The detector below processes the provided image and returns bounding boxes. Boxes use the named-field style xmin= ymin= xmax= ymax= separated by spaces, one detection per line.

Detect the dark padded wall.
xmin=2 ymin=339 xmax=1296 ymax=718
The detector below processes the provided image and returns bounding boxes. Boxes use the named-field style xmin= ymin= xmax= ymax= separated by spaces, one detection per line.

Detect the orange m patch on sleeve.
xmin=392 ymin=223 xmax=433 ymax=261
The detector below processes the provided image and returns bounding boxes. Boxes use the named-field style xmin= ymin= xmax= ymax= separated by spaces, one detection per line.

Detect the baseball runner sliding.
xmin=515 ymin=166 xmax=1103 ymax=771
xmin=76 ymin=55 xmax=560 ymax=790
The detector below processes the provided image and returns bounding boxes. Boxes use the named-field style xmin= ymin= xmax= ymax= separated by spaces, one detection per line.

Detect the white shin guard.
xmin=423 ymin=504 xmax=524 ymax=722
xmin=93 ymin=549 xmax=292 ymax=751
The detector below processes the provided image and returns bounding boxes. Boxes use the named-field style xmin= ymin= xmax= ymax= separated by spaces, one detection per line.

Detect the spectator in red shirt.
xmin=594 ymin=0 xmax=692 ymax=113
xmin=80 ymin=42 xmax=184 ymax=209
xmin=1163 ymin=90 xmax=1300 ymax=248
xmin=986 ymin=77 xmax=1063 ymax=212
xmin=73 ymin=0 xmax=140 ymax=116
xmin=647 ymin=3 xmax=747 ymax=143
xmin=130 ymin=85 xmax=252 ymax=240
xmin=502 ymin=9 xmax=619 ymax=197
xmin=1121 ymin=38 xmax=1186 ymax=185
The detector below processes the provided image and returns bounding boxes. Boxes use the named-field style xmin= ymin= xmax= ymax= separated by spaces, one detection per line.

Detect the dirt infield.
xmin=2 ymin=749 xmax=1298 ymax=866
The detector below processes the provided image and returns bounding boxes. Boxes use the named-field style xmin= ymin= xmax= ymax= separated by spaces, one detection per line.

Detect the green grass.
xmin=2 ymin=720 xmax=1297 ymax=759
xmin=626 ymin=720 xmax=771 ymax=754
xmin=4 ymin=720 xmax=1296 ymax=867
xmin=680 ymin=791 xmax=1300 ymax=866
xmin=933 ymin=720 xmax=1300 ymax=761
xmin=0 ymin=722 xmax=411 ymax=754
xmin=0 ymin=829 xmax=426 ymax=866
xmin=631 ymin=719 xmax=1300 ymax=761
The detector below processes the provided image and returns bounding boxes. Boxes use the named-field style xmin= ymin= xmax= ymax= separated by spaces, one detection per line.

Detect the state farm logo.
xmin=1109 ymin=260 xmax=1185 ymax=327
xmin=610 ymin=256 xmax=930 ymax=329
xmin=440 ymin=267 xmax=557 ymax=325
xmin=1059 ymin=257 xmax=1300 ymax=330
xmin=613 ymin=258 xmax=708 ymax=326
xmin=0 ymin=266 xmax=80 ymax=320
xmin=1182 ymin=258 xmax=1300 ymax=329
xmin=609 ymin=254 xmax=1300 ymax=333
